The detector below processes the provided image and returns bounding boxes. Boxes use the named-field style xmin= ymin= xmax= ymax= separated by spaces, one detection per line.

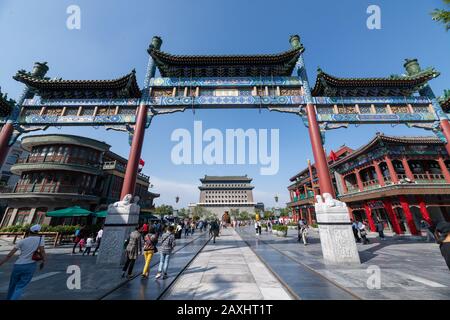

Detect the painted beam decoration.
xmin=1 ymin=37 xmax=446 ymax=135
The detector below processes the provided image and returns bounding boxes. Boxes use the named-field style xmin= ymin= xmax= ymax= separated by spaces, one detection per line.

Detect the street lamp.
xmin=173 ymin=196 xmax=180 ymax=222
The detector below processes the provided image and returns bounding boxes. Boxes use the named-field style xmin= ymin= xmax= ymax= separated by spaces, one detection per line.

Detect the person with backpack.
xmin=155 ymin=225 xmax=176 ymax=279
xmin=141 ymin=226 xmax=158 ymax=278
xmin=122 ymin=227 xmax=142 ymax=279
xmin=0 ymin=224 xmax=46 ymax=300
xmin=359 ymin=221 xmax=370 ymax=244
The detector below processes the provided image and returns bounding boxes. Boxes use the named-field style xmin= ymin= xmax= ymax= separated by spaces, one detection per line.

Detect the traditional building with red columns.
xmin=288 ymin=133 xmax=450 ymax=235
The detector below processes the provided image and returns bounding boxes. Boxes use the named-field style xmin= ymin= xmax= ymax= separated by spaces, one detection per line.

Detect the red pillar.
xmin=355 ymin=169 xmax=364 ymax=192
xmin=347 ymin=207 xmax=354 ymax=220
xmin=120 ymin=103 xmax=148 ymax=199
xmin=340 ymin=174 xmax=348 ymax=194
xmin=306 ymin=104 xmax=335 ymax=197
xmin=363 ymin=202 xmax=376 ymax=231
xmin=385 ymin=156 xmax=399 ymax=183
xmin=398 ymin=195 xmax=419 ymax=235
xmin=307 ymin=207 xmax=313 ymax=224
xmin=374 ymin=161 xmax=385 ymax=186
xmin=382 ymin=199 xmax=402 ymax=235
xmin=401 ymin=157 xmax=415 ymax=181
xmin=440 ymin=119 xmax=450 ymax=156
xmin=437 ymin=156 xmax=450 ymax=183
xmin=0 ymin=122 xmax=14 ymax=168
xmin=416 ymin=195 xmax=433 ymax=225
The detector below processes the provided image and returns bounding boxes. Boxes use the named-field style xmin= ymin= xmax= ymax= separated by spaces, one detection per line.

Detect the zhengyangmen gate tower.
xmin=0 ymin=35 xmax=449 ymax=265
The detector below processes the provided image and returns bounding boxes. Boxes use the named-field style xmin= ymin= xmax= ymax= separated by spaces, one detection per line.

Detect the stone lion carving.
xmin=111 ymin=194 xmax=133 ymax=208
xmin=315 ymin=193 xmax=346 ymax=210
xmin=107 ymin=194 xmax=140 ymax=215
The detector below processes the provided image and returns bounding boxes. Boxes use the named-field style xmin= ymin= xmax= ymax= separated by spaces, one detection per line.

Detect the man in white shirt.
xmin=0 ymin=224 xmax=46 ymax=300
xmin=92 ymin=228 xmax=103 ymax=256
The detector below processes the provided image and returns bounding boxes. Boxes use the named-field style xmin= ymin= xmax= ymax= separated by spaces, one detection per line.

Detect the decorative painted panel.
xmin=149 ymin=76 xmax=302 ymax=87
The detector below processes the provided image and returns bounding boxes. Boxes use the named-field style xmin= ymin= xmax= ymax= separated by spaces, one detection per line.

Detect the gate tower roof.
xmin=311 ymin=67 xmax=439 ymax=97
xmin=148 ymin=46 xmax=304 ymax=78
xmin=13 ymin=70 xmax=141 ymax=99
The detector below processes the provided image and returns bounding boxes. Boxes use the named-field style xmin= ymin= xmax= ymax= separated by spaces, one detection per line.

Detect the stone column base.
xmin=96 ymin=196 xmax=140 ymax=265
xmin=315 ymin=194 xmax=361 ymax=265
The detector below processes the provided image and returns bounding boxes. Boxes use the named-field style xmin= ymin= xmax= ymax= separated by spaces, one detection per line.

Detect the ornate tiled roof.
xmin=148 ymin=46 xmax=304 ymax=78
xmin=330 ymin=133 xmax=443 ymax=168
xmin=289 ymin=146 xmax=353 ymax=183
xmin=311 ymin=67 xmax=440 ymax=97
xmin=13 ymin=70 xmax=141 ymax=99
xmin=0 ymin=89 xmax=15 ymax=117
xmin=439 ymin=90 xmax=450 ymax=112
xmin=200 ymin=175 xmax=252 ymax=182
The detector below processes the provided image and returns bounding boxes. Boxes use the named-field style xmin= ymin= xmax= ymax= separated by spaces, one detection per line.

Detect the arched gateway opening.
xmin=1 ymin=35 xmax=449 ymax=266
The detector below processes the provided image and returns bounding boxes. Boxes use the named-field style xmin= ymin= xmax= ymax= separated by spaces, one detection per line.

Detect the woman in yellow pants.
xmin=142 ymin=226 xmax=158 ymax=278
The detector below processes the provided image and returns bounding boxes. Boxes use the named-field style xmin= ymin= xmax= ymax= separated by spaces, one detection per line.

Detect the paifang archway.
xmin=0 ymin=35 xmax=448 ymax=264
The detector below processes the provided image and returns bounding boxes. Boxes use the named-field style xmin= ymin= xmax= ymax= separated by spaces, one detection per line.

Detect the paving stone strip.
xmin=162 ymin=228 xmax=293 ymax=300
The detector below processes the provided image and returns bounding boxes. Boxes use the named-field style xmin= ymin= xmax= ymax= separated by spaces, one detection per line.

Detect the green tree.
xmin=154 ymin=205 xmax=173 ymax=218
xmin=432 ymin=0 xmax=450 ymax=31
xmin=177 ymin=208 xmax=189 ymax=219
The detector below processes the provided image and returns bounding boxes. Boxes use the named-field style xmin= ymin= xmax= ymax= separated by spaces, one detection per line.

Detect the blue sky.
xmin=0 ymin=0 xmax=449 ymax=208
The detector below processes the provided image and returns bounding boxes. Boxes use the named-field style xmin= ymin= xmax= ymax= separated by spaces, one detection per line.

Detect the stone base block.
xmin=96 ymin=198 xmax=140 ymax=265
xmin=315 ymin=196 xmax=360 ymax=265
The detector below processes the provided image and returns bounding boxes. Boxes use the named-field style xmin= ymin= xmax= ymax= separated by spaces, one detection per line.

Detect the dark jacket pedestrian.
xmin=211 ymin=221 xmax=220 ymax=243
xmin=122 ymin=227 xmax=142 ymax=278
xmin=376 ymin=221 xmax=385 ymax=240
xmin=435 ymin=221 xmax=450 ymax=270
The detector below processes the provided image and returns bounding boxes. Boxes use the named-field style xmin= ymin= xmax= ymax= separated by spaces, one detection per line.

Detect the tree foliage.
xmin=154 ymin=204 xmax=173 ymax=217
xmin=432 ymin=0 xmax=450 ymax=31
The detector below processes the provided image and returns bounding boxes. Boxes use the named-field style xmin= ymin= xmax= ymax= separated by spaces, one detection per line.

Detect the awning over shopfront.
xmin=46 ymin=206 xmax=92 ymax=217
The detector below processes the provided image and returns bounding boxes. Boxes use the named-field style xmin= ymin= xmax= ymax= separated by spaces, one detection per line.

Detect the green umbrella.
xmin=46 ymin=206 xmax=92 ymax=217
xmin=140 ymin=213 xmax=159 ymax=220
xmin=94 ymin=210 xmax=108 ymax=218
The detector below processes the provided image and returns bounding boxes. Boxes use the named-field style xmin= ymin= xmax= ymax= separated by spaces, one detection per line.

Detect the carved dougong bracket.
xmin=318 ymin=122 xmax=349 ymax=145
xmin=406 ymin=121 xmax=446 ymax=143
xmin=9 ymin=124 xmax=50 ymax=146
xmin=268 ymin=105 xmax=309 ymax=128
xmin=147 ymin=106 xmax=186 ymax=128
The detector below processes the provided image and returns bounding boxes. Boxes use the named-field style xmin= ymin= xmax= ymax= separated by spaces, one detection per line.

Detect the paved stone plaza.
xmin=162 ymin=228 xmax=292 ymax=300
xmin=0 ymin=226 xmax=449 ymax=300
xmin=0 ymin=231 xmax=209 ymax=300
xmin=237 ymin=227 xmax=450 ymax=300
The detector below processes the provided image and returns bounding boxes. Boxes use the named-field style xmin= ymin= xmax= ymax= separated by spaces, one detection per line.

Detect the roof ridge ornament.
xmin=289 ymin=34 xmax=302 ymax=49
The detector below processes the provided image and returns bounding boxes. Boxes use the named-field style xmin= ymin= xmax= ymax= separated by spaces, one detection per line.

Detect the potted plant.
xmin=278 ymin=225 xmax=288 ymax=237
